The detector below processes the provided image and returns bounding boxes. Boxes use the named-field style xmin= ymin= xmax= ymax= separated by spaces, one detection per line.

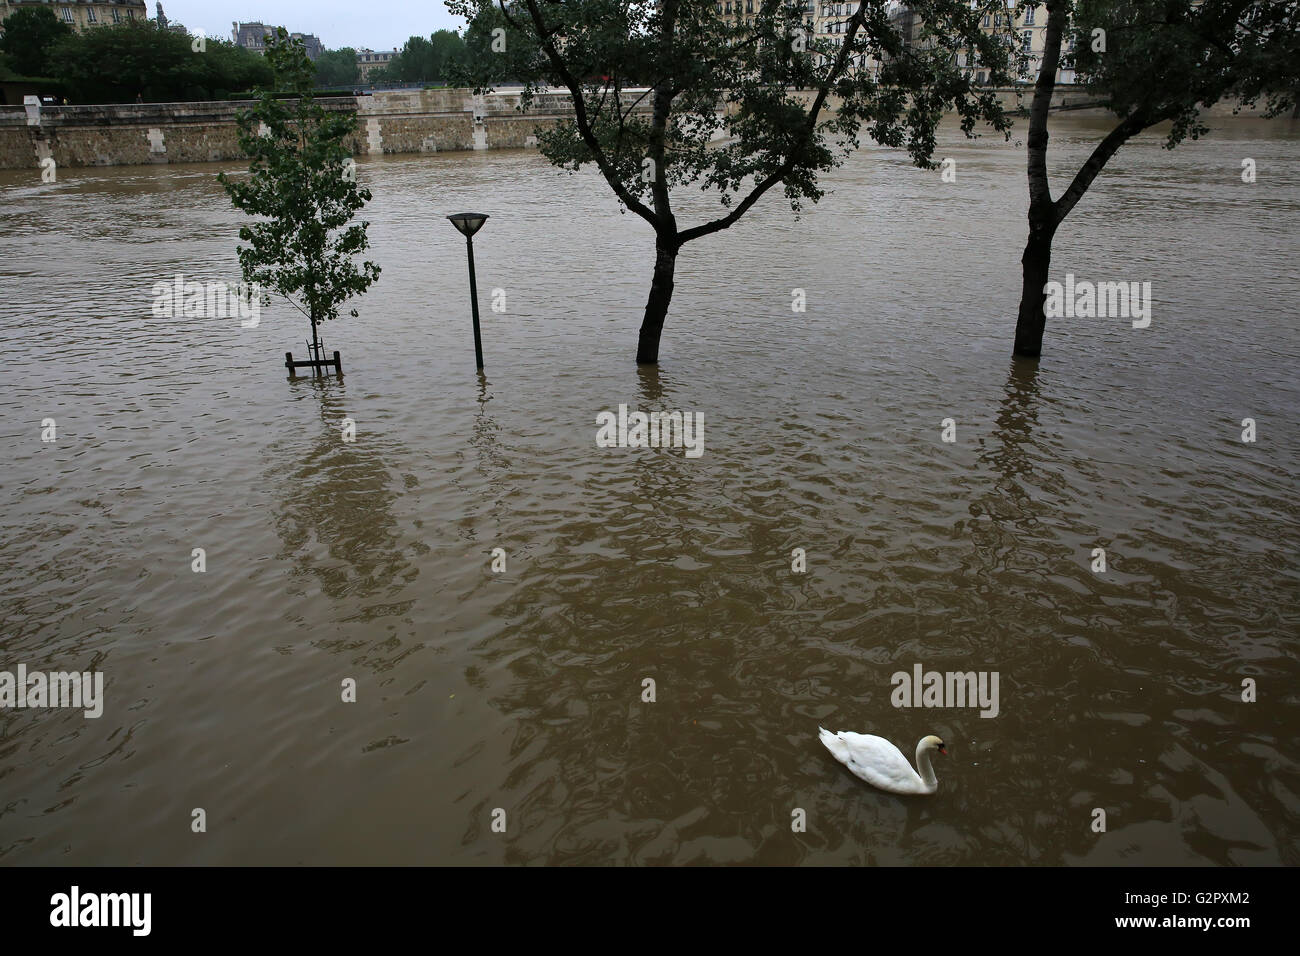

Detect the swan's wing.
xmin=820 ymin=730 xmax=924 ymax=794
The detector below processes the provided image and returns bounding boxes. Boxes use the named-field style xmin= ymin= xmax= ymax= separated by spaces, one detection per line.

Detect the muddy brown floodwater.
xmin=0 ymin=113 xmax=1297 ymax=865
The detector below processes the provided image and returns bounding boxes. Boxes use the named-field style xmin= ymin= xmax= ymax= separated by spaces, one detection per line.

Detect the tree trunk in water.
xmin=1013 ymin=0 xmax=1066 ymax=360
xmin=1013 ymin=223 xmax=1055 ymax=358
xmin=636 ymin=240 xmax=678 ymax=364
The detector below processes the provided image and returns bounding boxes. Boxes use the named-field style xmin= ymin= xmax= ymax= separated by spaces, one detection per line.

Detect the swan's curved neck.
xmin=915 ymin=742 xmax=938 ymax=789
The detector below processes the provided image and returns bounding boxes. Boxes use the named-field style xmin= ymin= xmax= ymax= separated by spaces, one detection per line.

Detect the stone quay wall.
xmin=10 ymin=85 xmax=1254 ymax=172
xmin=0 ymin=89 xmax=593 ymax=170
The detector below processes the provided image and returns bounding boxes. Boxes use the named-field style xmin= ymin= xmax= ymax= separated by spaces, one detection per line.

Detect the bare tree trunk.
xmin=1013 ymin=0 xmax=1067 ymax=358
xmin=1013 ymin=222 xmax=1056 ymax=357
xmin=634 ymin=4 xmax=680 ymax=367
xmin=636 ymin=238 xmax=678 ymax=365
xmin=1013 ymin=1 xmax=1162 ymax=357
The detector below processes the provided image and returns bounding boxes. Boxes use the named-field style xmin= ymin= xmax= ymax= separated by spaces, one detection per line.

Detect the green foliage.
xmin=0 ymin=6 xmax=71 ymax=78
xmin=375 ymin=30 xmax=470 ymax=84
xmin=204 ymin=37 xmax=277 ymax=97
xmin=216 ymin=30 xmax=380 ymax=336
xmin=46 ymin=20 xmax=271 ymax=103
xmin=460 ymin=5 xmax=512 ymax=78
xmin=1068 ymin=0 xmax=1300 ymax=145
xmin=446 ymin=0 xmax=1013 ymax=236
xmin=0 ymin=50 xmax=58 ymax=86
xmin=316 ymin=48 xmax=360 ymax=87
xmin=430 ymin=28 xmax=471 ymax=79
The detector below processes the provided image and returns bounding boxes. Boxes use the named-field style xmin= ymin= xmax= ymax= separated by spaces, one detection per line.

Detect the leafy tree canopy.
xmin=316 ymin=47 xmax=360 ymax=87
xmin=448 ymin=0 xmax=1015 ymax=227
xmin=47 ymin=20 xmax=271 ymax=103
xmin=0 ymin=6 xmax=71 ymax=78
xmin=374 ymin=30 xmax=469 ymax=84
xmin=1068 ymin=0 xmax=1300 ymax=146
xmin=445 ymin=0 xmax=1016 ymax=362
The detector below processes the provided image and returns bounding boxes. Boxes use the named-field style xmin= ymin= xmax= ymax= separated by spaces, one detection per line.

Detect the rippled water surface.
xmin=1 ymin=114 xmax=1297 ymax=865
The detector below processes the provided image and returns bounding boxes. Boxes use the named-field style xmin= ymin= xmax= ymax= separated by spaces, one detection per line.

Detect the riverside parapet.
xmin=0 ymin=85 xmax=1138 ymax=171
xmin=0 ymin=88 xmax=613 ymax=170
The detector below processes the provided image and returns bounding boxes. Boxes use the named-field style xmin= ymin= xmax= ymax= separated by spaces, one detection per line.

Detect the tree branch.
xmin=1025 ymin=0 xmax=1068 ymax=220
xmin=518 ymin=0 xmax=660 ymax=227
xmin=647 ymin=0 xmax=680 ymax=234
xmin=676 ymin=1 xmax=870 ymax=246
xmin=1052 ymin=108 xmax=1156 ymax=223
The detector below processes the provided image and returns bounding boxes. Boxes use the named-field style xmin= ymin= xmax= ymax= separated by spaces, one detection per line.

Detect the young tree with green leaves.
xmin=449 ymin=0 xmax=1015 ymax=364
xmin=217 ymin=30 xmax=380 ymax=369
xmin=1013 ymin=0 xmax=1299 ymax=357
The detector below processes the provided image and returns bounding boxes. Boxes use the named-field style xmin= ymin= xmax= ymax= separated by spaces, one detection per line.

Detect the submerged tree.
xmin=449 ymin=0 xmax=1015 ymax=364
xmin=218 ymin=30 xmax=380 ymax=369
xmin=1013 ymin=0 xmax=1299 ymax=357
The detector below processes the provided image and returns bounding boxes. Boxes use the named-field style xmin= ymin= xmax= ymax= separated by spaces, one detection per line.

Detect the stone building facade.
xmin=356 ymin=49 xmax=398 ymax=81
xmin=232 ymin=21 xmax=324 ymax=60
xmin=0 ymin=0 xmax=148 ymax=34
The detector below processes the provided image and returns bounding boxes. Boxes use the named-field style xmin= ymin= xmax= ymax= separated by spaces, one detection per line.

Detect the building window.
xmin=87 ymin=8 xmax=97 ymax=22
xmin=982 ymin=14 xmax=990 ymax=27
xmin=746 ymin=0 xmax=753 ymax=11
xmin=1024 ymin=7 xmax=1035 ymax=25
xmin=60 ymin=7 xmax=74 ymax=22
xmin=1021 ymin=30 xmax=1032 ymax=50
xmin=112 ymin=8 xmax=121 ymax=22
xmin=994 ymin=13 xmax=1002 ymax=26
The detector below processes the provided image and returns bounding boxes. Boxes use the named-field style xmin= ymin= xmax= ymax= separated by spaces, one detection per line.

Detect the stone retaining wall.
xmin=3 ymin=86 xmax=1279 ymax=171
xmin=0 ymin=90 xmax=582 ymax=170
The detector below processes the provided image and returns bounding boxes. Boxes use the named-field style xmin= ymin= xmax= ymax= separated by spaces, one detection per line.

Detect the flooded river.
xmin=0 ymin=113 xmax=1297 ymax=865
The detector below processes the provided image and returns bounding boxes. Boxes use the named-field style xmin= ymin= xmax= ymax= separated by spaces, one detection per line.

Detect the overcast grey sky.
xmin=163 ymin=1 xmax=464 ymax=53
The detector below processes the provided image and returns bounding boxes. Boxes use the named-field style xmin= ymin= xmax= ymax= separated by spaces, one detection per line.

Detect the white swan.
xmin=818 ymin=728 xmax=947 ymax=795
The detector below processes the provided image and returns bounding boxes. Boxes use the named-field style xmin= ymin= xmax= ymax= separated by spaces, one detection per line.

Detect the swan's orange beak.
xmin=938 ymin=746 xmax=948 ymax=755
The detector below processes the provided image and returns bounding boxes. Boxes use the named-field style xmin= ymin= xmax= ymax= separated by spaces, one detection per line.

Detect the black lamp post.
xmin=448 ymin=212 xmax=489 ymax=369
